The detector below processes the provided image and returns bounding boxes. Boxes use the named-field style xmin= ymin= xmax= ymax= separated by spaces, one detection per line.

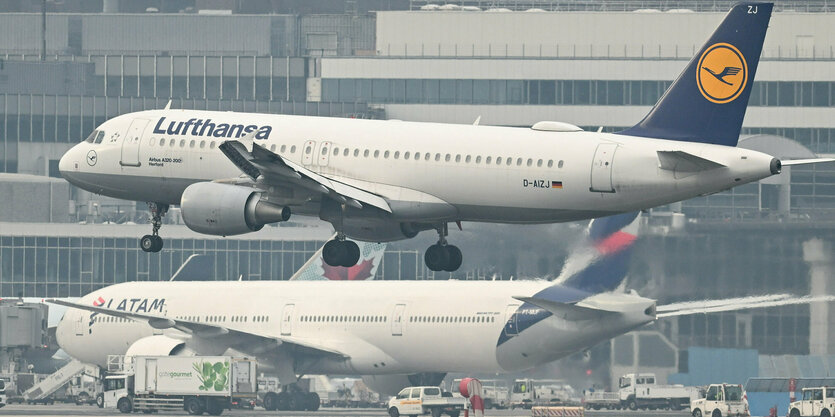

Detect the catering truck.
xmin=103 ymin=355 xmax=257 ymax=415
xmin=618 ymin=373 xmax=699 ymax=410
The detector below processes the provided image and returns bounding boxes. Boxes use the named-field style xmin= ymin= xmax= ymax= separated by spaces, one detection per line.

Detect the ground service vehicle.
xmin=584 ymin=391 xmax=621 ymax=410
xmin=618 ymin=373 xmax=699 ymax=410
xmin=691 ymin=384 xmax=748 ymax=417
xmin=257 ymin=376 xmax=322 ymax=411
xmin=388 ymin=386 xmax=466 ymax=417
xmin=789 ymin=387 xmax=835 ymax=417
xmin=0 ymin=378 xmax=6 ymax=408
xmin=511 ymin=379 xmax=574 ymax=409
xmin=453 ymin=379 xmax=509 ymax=409
xmin=103 ymin=355 xmax=256 ymax=415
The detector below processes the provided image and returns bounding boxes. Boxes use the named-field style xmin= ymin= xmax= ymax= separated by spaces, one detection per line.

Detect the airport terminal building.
xmin=0 ymin=0 xmax=834 ymax=364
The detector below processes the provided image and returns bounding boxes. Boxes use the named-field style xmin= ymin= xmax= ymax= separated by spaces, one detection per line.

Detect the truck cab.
xmin=388 ymin=386 xmax=464 ymax=417
xmin=103 ymin=375 xmax=133 ymax=413
xmin=690 ymin=384 xmax=748 ymax=417
xmin=789 ymin=387 xmax=835 ymax=417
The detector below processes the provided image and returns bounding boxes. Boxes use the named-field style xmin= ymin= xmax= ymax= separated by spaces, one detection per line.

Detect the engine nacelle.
xmin=125 ymin=335 xmax=195 ymax=358
xmin=181 ymin=182 xmax=290 ymax=236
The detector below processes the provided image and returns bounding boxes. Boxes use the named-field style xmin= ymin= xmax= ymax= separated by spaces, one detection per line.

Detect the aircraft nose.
xmin=59 ymin=146 xmax=81 ymax=185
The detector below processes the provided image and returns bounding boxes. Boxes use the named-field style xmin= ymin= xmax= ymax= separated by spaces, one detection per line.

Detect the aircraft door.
xmin=302 ymin=140 xmax=316 ymax=166
xmin=120 ymin=118 xmax=150 ymax=167
xmin=590 ymin=143 xmax=618 ymax=193
xmin=280 ymin=304 xmax=295 ymax=336
xmin=144 ymin=358 xmax=157 ymax=392
xmin=75 ymin=313 xmax=85 ymax=336
xmin=316 ymin=141 xmax=332 ymax=167
xmin=391 ymin=304 xmax=405 ymax=336
xmin=503 ymin=304 xmax=519 ymax=337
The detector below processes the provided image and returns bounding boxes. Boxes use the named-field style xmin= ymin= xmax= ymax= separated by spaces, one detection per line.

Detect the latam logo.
xmin=152 ymin=117 xmax=273 ymax=140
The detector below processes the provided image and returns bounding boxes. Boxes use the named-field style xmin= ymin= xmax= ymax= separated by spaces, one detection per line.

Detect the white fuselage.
xmin=59 ymin=110 xmax=777 ymax=229
xmin=55 ymin=280 xmax=655 ymax=376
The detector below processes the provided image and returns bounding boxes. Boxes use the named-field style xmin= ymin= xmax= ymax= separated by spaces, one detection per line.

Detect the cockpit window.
xmin=94 ymin=131 xmax=105 ymax=144
xmin=84 ymin=130 xmax=98 ymax=143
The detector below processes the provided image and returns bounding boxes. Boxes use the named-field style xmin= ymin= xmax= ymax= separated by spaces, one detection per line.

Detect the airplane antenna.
xmin=597 ymin=126 xmax=603 ymax=133
xmin=473 ymin=116 xmax=481 ymax=126
xmin=164 ymin=100 xmax=172 ymax=110
xmin=238 ymin=274 xmax=244 ymax=281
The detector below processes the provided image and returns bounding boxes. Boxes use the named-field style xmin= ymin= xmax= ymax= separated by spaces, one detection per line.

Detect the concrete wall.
xmin=0 ymin=174 xmax=69 ymax=222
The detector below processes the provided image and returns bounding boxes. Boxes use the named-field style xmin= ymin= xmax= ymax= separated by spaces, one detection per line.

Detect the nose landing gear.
xmin=140 ymin=203 xmax=168 ymax=253
xmin=424 ymin=224 xmax=462 ymax=272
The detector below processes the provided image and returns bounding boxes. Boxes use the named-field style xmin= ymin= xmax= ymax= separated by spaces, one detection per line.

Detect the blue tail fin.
xmin=618 ymin=2 xmax=773 ymax=147
xmin=556 ymin=212 xmax=641 ymax=294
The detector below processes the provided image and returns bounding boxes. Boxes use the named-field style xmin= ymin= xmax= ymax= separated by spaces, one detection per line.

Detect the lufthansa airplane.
xmin=50 ymin=212 xmax=833 ymax=408
xmin=57 ymin=3 xmax=831 ymax=271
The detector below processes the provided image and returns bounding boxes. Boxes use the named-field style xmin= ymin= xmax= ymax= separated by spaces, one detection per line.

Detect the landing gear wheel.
xmin=305 ymin=392 xmax=321 ymax=411
xmin=342 ymin=240 xmax=360 ymax=267
xmin=323 ymin=240 xmax=347 ymax=267
xmin=425 ymin=244 xmax=450 ymax=271
xmin=262 ymin=392 xmax=278 ymax=411
xmin=140 ymin=202 xmax=168 ymax=253
xmin=275 ymin=392 xmax=290 ymax=411
xmin=323 ymin=239 xmax=361 ymax=267
xmin=443 ymin=245 xmax=462 ymax=271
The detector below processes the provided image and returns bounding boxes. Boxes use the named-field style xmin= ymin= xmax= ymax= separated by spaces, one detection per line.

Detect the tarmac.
xmin=0 ymin=403 xmax=693 ymax=417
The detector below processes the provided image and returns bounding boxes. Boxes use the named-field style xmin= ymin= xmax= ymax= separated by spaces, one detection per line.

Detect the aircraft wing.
xmin=46 ymin=299 xmax=348 ymax=358
xmin=656 ymin=294 xmax=835 ymax=318
xmin=218 ymin=133 xmax=391 ymax=212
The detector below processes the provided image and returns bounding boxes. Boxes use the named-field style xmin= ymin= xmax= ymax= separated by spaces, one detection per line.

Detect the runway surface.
xmin=0 ymin=403 xmax=692 ymax=417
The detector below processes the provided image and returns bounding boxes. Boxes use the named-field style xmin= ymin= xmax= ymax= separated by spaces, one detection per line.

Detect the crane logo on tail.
xmin=696 ymin=43 xmax=748 ymax=104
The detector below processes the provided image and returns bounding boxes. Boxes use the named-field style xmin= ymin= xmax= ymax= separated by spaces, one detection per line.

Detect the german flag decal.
xmin=552 ymin=181 xmax=563 ymax=189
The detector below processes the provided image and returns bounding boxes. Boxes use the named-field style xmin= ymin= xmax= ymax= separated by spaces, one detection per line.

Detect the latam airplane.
xmin=57 ymin=2 xmax=831 ymax=271
xmin=51 ymin=212 xmax=833 ymax=409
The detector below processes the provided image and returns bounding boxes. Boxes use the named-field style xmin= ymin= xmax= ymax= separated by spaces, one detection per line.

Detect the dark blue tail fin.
xmin=618 ymin=2 xmax=773 ymax=147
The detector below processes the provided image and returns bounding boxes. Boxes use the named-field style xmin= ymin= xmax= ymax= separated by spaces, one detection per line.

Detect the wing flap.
xmin=47 ymin=299 xmax=348 ymax=358
xmin=657 ymin=150 xmax=726 ymax=172
xmin=218 ymin=138 xmax=391 ymax=213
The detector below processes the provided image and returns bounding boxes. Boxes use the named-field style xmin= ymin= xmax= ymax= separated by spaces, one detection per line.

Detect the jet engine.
xmin=125 ymin=335 xmax=195 ymax=358
xmin=180 ymin=182 xmax=290 ymax=236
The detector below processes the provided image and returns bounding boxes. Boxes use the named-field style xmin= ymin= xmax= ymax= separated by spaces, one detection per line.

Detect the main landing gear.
xmin=424 ymin=224 xmax=462 ymax=272
xmin=322 ymin=235 xmax=360 ymax=267
xmin=140 ymin=203 xmax=168 ymax=253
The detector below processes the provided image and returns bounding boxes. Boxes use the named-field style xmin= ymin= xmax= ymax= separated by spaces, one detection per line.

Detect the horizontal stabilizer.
xmin=657 ymin=151 xmax=726 ymax=172
xmin=513 ymin=296 xmax=614 ymax=320
xmin=780 ymin=158 xmax=835 ymax=166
